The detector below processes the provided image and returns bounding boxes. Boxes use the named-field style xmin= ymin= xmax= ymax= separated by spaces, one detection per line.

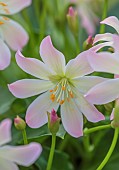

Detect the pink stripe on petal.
xmin=40 ymin=36 xmax=66 ymax=76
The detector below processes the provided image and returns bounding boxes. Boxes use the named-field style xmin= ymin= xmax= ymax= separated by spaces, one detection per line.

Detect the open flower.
xmin=0 ymin=118 xmax=42 ymax=170
xmin=86 ymin=16 xmax=119 ymax=105
xmin=0 ymin=0 xmax=31 ymax=70
xmin=8 ymin=36 xmax=106 ymax=138
xmin=70 ymin=0 xmax=99 ymax=35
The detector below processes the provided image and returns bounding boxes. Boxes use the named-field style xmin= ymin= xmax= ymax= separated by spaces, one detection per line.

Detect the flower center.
xmin=0 ymin=2 xmax=10 ymax=15
xmin=49 ymin=78 xmax=74 ymax=105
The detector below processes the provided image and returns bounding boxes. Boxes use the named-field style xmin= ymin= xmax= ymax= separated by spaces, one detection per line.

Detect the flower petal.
xmin=72 ymin=76 xmax=108 ymax=94
xmin=61 ymin=99 xmax=83 ymax=138
xmin=0 ymin=0 xmax=32 ymax=15
xmin=75 ymin=92 xmax=105 ymax=122
xmin=86 ymin=79 xmax=119 ymax=104
xmin=26 ymin=92 xmax=59 ymax=128
xmin=15 ymin=50 xmax=52 ymax=80
xmin=0 ymin=39 xmax=11 ymax=70
xmin=90 ymin=42 xmax=113 ymax=52
xmin=65 ymin=51 xmax=93 ymax=79
xmin=0 ymin=159 xmax=18 ymax=170
xmin=8 ymin=79 xmax=53 ymax=98
xmin=0 ymin=18 xmax=28 ymax=50
xmin=88 ymin=52 xmax=119 ymax=74
xmin=0 ymin=119 xmax=12 ymax=146
xmin=40 ymin=36 xmax=66 ymax=75
xmin=100 ymin=16 xmax=119 ymax=34
xmin=0 ymin=142 xmax=42 ymax=166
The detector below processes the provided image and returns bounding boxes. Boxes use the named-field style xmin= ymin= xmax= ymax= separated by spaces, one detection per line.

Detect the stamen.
xmin=62 ymin=86 xmax=66 ymax=91
xmin=0 ymin=21 xmax=4 ymax=25
xmin=0 ymin=2 xmax=7 ymax=6
xmin=4 ymin=8 xmax=10 ymax=14
xmin=69 ymin=91 xmax=74 ymax=98
xmin=3 ymin=16 xmax=9 ymax=21
xmin=50 ymin=94 xmax=55 ymax=102
xmin=60 ymin=100 xmax=64 ymax=105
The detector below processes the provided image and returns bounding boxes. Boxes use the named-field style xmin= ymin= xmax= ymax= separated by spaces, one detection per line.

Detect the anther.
xmin=0 ymin=21 xmax=4 ymax=25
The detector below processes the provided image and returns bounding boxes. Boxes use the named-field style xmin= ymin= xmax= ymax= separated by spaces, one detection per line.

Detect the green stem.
xmin=100 ymin=0 xmax=108 ymax=34
xmin=96 ymin=128 xmax=119 ymax=170
xmin=46 ymin=135 xmax=56 ymax=170
xmin=84 ymin=124 xmax=111 ymax=135
xmin=22 ymin=129 xmax=28 ymax=145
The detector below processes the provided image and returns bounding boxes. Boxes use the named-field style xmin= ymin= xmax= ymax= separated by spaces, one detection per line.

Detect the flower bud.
xmin=111 ymin=99 xmax=119 ymax=128
xmin=67 ymin=6 xmax=78 ymax=35
xmin=14 ymin=116 xmax=26 ymax=130
xmin=83 ymin=35 xmax=94 ymax=50
xmin=47 ymin=109 xmax=60 ymax=135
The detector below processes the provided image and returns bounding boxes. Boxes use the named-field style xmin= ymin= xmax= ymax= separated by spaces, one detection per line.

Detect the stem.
xmin=22 ymin=129 xmax=28 ymax=145
xmin=96 ymin=128 xmax=119 ymax=170
xmin=84 ymin=124 xmax=111 ymax=135
xmin=100 ymin=0 xmax=108 ymax=34
xmin=46 ymin=135 xmax=56 ymax=170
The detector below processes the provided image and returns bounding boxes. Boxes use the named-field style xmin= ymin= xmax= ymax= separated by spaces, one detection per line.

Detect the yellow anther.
xmin=49 ymin=90 xmax=53 ymax=93
xmin=60 ymin=100 xmax=64 ymax=105
xmin=0 ymin=2 xmax=7 ymax=6
xmin=62 ymin=86 xmax=66 ymax=91
xmin=3 ymin=16 xmax=9 ymax=21
xmin=67 ymin=98 xmax=70 ymax=102
xmin=4 ymin=8 xmax=10 ymax=14
xmin=50 ymin=94 xmax=55 ymax=102
xmin=0 ymin=21 xmax=4 ymax=25
xmin=69 ymin=91 xmax=74 ymax=98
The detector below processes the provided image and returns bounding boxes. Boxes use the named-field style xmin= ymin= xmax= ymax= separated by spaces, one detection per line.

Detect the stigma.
xmin=50 ymin=78 xmax=74 ymax=105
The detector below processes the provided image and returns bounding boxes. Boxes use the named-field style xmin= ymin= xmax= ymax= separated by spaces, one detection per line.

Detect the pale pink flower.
xmin=0 ymin=118 xmax=42 ymax=170
xmin=0 ymin=0 xmax=32 ymax=70
xmin=86 ymin=16 xmax=119 ymax=105
xmin=70 ymin=0 xmax=99 ymax=35
xmin=8 ymin=36 xmax=106 ymax=138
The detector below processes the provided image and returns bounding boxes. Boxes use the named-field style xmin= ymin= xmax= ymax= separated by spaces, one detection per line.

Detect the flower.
xmin=0 ymin=0 xmax=32 ymax=70
xmin=70 ymin=0 xmax=100 ymax=35
xmin=0 ymin=118 xmax=42 ymax=170
xmin=8 ymin=36 xmax=106 ymax=138
xmin=85 ymin=16 xmax=119 ymax=105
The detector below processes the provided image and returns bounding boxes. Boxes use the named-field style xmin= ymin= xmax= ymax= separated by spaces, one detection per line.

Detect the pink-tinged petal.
xmin=0 ymin=39 xmax=11 ymax=70
xmin=0 ymin=159 xmax=18 ymax=170
xmin=100 ymin=16 xmax=119 ymax=34
xmin=93 ymin=33 xmax=113 ymax=44
xmin=0 ymin=143 xmax=42 ymax=166
xmin=65 ymin=51 xmax=93 ymax=79
xmin=61 ymin=99 xmax=83 ymax=138
xmin=88 ymin=52 xmax=119 ymax=74
xmin=72 ymin=76 xmax=108 ymax=94
xmin=15 ymin=51 xmax=52 ymax=80
xmin=86 ymin=79 xmax=119 ymax=104
xmin=0 ymin=119 xmax=12 ymax=146
xmin=26 ymin=92 xmax=59 ymax=128
xmin=0 ymin=19 xmax=28 ymax=50
xmin=75 ymin=92 xmax=105 ymax=122
xmin=40 ymin=36 xmax=66 ymax=75
xmin=0 ymin=0 xmax=32 ymax=15
xmin=8 ymin=79 xmax=53 ymax=98
xmin=90 ymin=42 xmax=113 ymax=52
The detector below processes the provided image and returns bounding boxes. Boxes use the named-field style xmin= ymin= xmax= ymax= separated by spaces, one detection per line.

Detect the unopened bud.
xmin=14 ymin=116 xmax=26 ymax=130
xmin=47 ymin=109 xmax=60 ymax=135
xmin=67 ymin=6 xmax=78 ymax=35
xmin=83 ymin=35 xmax=94 ymax=50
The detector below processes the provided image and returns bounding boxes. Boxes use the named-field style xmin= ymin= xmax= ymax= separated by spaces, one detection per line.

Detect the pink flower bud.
xmin=86 ymin=35 xmax=93 ymax=45
xmin=68 ymin=6 xmax=75 ymax=17
xmin=14 ymin=116 xmax=26 ymax=130
xmin=47 ymin=109 xmax=60 ymax=135
xmin=83 ymin=35 xmax=94 ymax=50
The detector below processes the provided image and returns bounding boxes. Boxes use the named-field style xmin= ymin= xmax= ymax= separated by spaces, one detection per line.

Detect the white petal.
xmin=26 ymin=92 xmax=59 ymax=128
xmin=0 ymin=143 xmax=42 ymax=166
xmin=15 ymin=50 xmax=52 ymax=80
xmin=0 ymin=158 xmax=18 ymax=170
xmin=65 ymin=51 xmax=93 ymax=79
xmin=86 ymin=79 xmax=119 ymax=104
xmin=72 ymin=76 xmax=108 ymax=94
xmin=8 ymin=79 xmax=53 ymax=98
xmin=100 ymin=16 xmax=119 ymax=34
xmin=74 ymin=92 xmax=105 ymax=122
xmin=0 ymin=119 xmax=12 ymax=146
xmin=90 ymin=42 xmax=113 ymax=52
xmin=0 ymin=39 xmax=11 ymax=70
xmin=0 ymin=0 xmax=32 ymax=15
xmin=40 ymin=36 xmax=66 ymax=76
xmin=0 ymin=18 xmax=28 ymax=50
xmin=93 ymin=33 xmax=113 ymax=44
xmin=88 ymin=52 xmax=119 ymax=74
xmin=61 ymin=99 xmax=83 ymax=138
